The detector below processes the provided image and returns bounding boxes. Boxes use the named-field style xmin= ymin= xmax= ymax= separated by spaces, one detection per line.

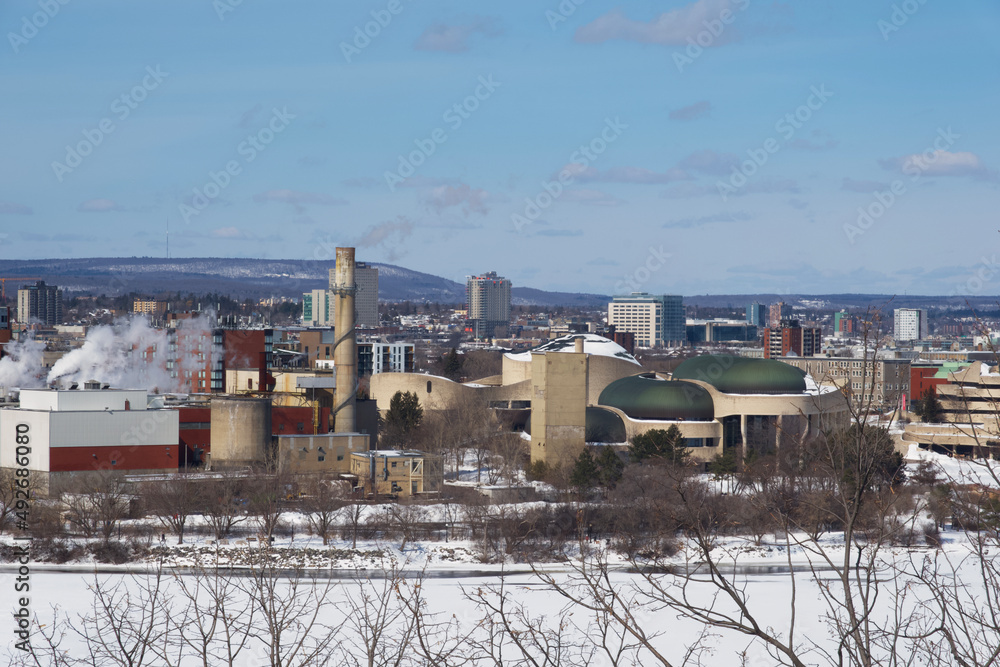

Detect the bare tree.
xmin=300 ymin=473 xmax=349 ymax=546
xmin=0 ymin=468 xmax=20 ymax=534
xmin=202 ymin=469 xmax=248 ymax=541
xmin=142 ymin=473 xmax=201 ymax=544
xmin=339 ymin=565 xmax=417 ymax=667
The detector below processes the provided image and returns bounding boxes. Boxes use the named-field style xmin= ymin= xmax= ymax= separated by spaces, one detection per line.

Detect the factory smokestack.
xmin=333 ymin=247 xmax=356 ymax=432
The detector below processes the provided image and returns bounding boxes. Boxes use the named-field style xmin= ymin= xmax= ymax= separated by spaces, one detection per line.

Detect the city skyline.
xmin=0 ymin=0 xmax=997 ymax=296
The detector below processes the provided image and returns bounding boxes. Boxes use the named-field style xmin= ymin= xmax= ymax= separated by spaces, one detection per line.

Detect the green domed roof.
xmin=671 ymin=355 xmax=806 ymax=395
xmin=598 ymin=374 xmax=715 ymax=421
xmin=586 ymin=407 xmax=627 ymax=443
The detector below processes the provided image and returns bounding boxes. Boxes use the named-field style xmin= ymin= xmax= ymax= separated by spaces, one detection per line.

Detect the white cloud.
xmin=879 ymin=150 xmax=996 ymax=180
xmin=414 ymin=17 xmax=500 ymax=53
xmin=575 ymin=0 xmax=738 ymax=46
xmin=77 ymin=198 xmax=123 ymax=212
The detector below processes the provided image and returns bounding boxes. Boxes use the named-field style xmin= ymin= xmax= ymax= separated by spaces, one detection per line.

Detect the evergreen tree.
xmin=594 ymin=446 xmax=624 ymax=489
xmin=382 ymin=391 xmax=424 ymax=447
xmin=442 ymin=348 xmax=463 ymax=380
xmin=629 ymin=426 xmax=689 ymax=465
xmin=916 ymin=387 xmax=944 ymax=423
xmin=570 ymin=449 xmax=599 ymax=491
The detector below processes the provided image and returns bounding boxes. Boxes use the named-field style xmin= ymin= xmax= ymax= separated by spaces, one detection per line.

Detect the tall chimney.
xmin=333 ymin=247 xmax=357 ymax=432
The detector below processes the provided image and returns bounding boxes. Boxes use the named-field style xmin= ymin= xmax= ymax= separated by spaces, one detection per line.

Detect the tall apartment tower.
xmin=302 ymin=289 xmax=333 ymax=327
xmin=466 ymin=271 xmax=512 ymax=339
xmin=894 ymin=308 xmax=928 ymax=342
xmin=328 ymin=262 xmax=379 ymax=329
xmin=607 ymin=293 xmax=685 ymax=348
xmin=746 ymin=302 xmax=767 ymax=327
xmin=763 ymin=319 xmax=822 ymax=358
xmin=17 ymin=281 xmax=62 ymax=326
xmin=769 ymin=301 xmax=793 ymax=328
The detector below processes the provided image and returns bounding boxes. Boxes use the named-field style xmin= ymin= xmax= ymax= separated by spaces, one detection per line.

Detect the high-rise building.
xmin=17 ymin=281 xmax=62 ymax=326
xmin=607 ymin=293 xmax=685 ymax=348
xmin=769 ymin=301 xmax=793 ymax=328
xmin=833 ymin=310 xmax=857 ymax=338
xmin=328 ymin=262 xmax=379 ymax=328
xmin=302 ymin=289 xmax=333 ymax=327
xmin=466 ymin=272 xmax=511 ymax=339
xmin=894 ymin=308 xmax=928 ymax=342
xmin=747 ymin=302 xmax=767 ymax=327
xmin=763 ymin=319 xmax=822 ymax=358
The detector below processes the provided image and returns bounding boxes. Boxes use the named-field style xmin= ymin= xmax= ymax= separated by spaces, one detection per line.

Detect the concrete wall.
xmin=277 ymin=433 xmax=368 ymax=474
xmin=530 ymin=352 xmax=587 ymax=467
xmin=210 ymin=397 xmax=272 ymax=467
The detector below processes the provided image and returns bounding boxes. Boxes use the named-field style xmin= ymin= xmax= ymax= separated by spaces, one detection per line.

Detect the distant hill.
xmin=0 ymin=258 xmax=989 ymax=310
xmin=0 ymin=257 xmax=611 ymax=307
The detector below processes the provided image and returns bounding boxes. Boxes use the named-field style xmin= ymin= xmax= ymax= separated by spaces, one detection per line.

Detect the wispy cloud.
xmin=677 ymin=149 xmax=739 ymax=175
xmin=424 ymin=184 xmax=490 ymax=216
xmin=669 ymin=100 xmax=712 ymax=121
xmin=415 ymin=17 xmax=501 ymax=52
xmin=561 ymin=189 xmax=624 ymax=206
xmin=356 ymin=216 xmax=414 ymax=261
xmin=77 ymin=198 xmax=123 ymax=213
xmin=841 ymin=177 xmax=889 ymax=192
xmin=787 ymin=138 xmax=838 ymax=151
xmin=563 ymin=164 xmax=691 ymax=184
xmin=663 ymin=211 xmax=751 ymax=228
xmin=576 ymin=0 xmax=739 ymax=46
xmin=879 ymin=150 xmax=997 ymax=180
xmin=0 ymin=201 xmax=32 ymax=215
xmin=253 ymin=189 xmax=348 ymax=213
xmin=661 ymin=178 xmax=800 ymax=198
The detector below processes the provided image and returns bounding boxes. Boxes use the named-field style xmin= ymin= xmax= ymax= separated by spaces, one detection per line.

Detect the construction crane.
xmin=0 ymin=278 xmax=47 ymax=301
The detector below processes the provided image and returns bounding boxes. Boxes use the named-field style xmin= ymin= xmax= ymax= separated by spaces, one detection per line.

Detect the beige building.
xmin=778 ymin=356 xmax=909 ymax=410
xmin=529 ymin=340 xmax=588 ymax=466
xmin=133 ymin=299 xmax=168 ymax=317
xmin=350 ymin=450 xmax=443 ymax=496
xmin=277 ymin=433 xmax=368 ymax=475
xmin=900 ymin=362 xmax=1000 ymax=457
xmin=592 ymin=355 xmax=850 ymax=463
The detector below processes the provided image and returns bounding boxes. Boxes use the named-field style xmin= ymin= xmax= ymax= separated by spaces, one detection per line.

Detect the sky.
xmin=0 ymin=0 xmax=997 ymax=297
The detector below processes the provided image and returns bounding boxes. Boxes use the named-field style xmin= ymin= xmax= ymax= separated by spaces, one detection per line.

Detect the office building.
xmin=894 ymin=308 xmax=928 ymax=342
xmin=327 ymin=262 xmax=379 ymax=329
xmin=467 ymin=271 xmax=511 ymax=339
xmin=687 ymin=319 xmax=758 ymax=343
xmin=746 ymin=302 xmax=767 ymax=327
xmin=763 ymin=320 xmax=822 ymax=358
xmin=607 ymin=293 xmax=684 ymax=347
xmin=302 ymin=289 xmax=333 ymax=327
xmin=17 ymin=281 xmax=62 ymax=326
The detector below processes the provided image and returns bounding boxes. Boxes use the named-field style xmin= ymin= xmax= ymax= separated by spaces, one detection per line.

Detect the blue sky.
xmin=0 ymin=0 xmax=997 ymax=296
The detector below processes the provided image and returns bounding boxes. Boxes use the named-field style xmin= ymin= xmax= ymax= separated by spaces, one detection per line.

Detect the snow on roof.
xmin=504 ymin=333 xmax=640 ymax=365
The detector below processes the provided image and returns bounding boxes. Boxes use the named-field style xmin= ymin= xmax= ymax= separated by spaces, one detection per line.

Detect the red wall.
xmin=50 ymin=445 xmax=180 ymax=472
xmin=910 ymin=367 xmax=947 ymax=405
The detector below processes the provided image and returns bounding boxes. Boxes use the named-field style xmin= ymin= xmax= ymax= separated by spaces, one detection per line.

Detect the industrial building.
xmin=350 ymin=450 xmax=443 ymax=497
xmin=0 ymin=386 xmax=180 ymax=491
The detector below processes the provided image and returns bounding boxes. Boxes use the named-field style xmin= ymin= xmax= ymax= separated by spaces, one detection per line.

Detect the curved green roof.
xmin=586 ymin=407 xmax=627 ymax=443
xmin=598 ymin=374 xmax=715 ymax=421
xmin=671 ymin=355 xmax=807 ymax=395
